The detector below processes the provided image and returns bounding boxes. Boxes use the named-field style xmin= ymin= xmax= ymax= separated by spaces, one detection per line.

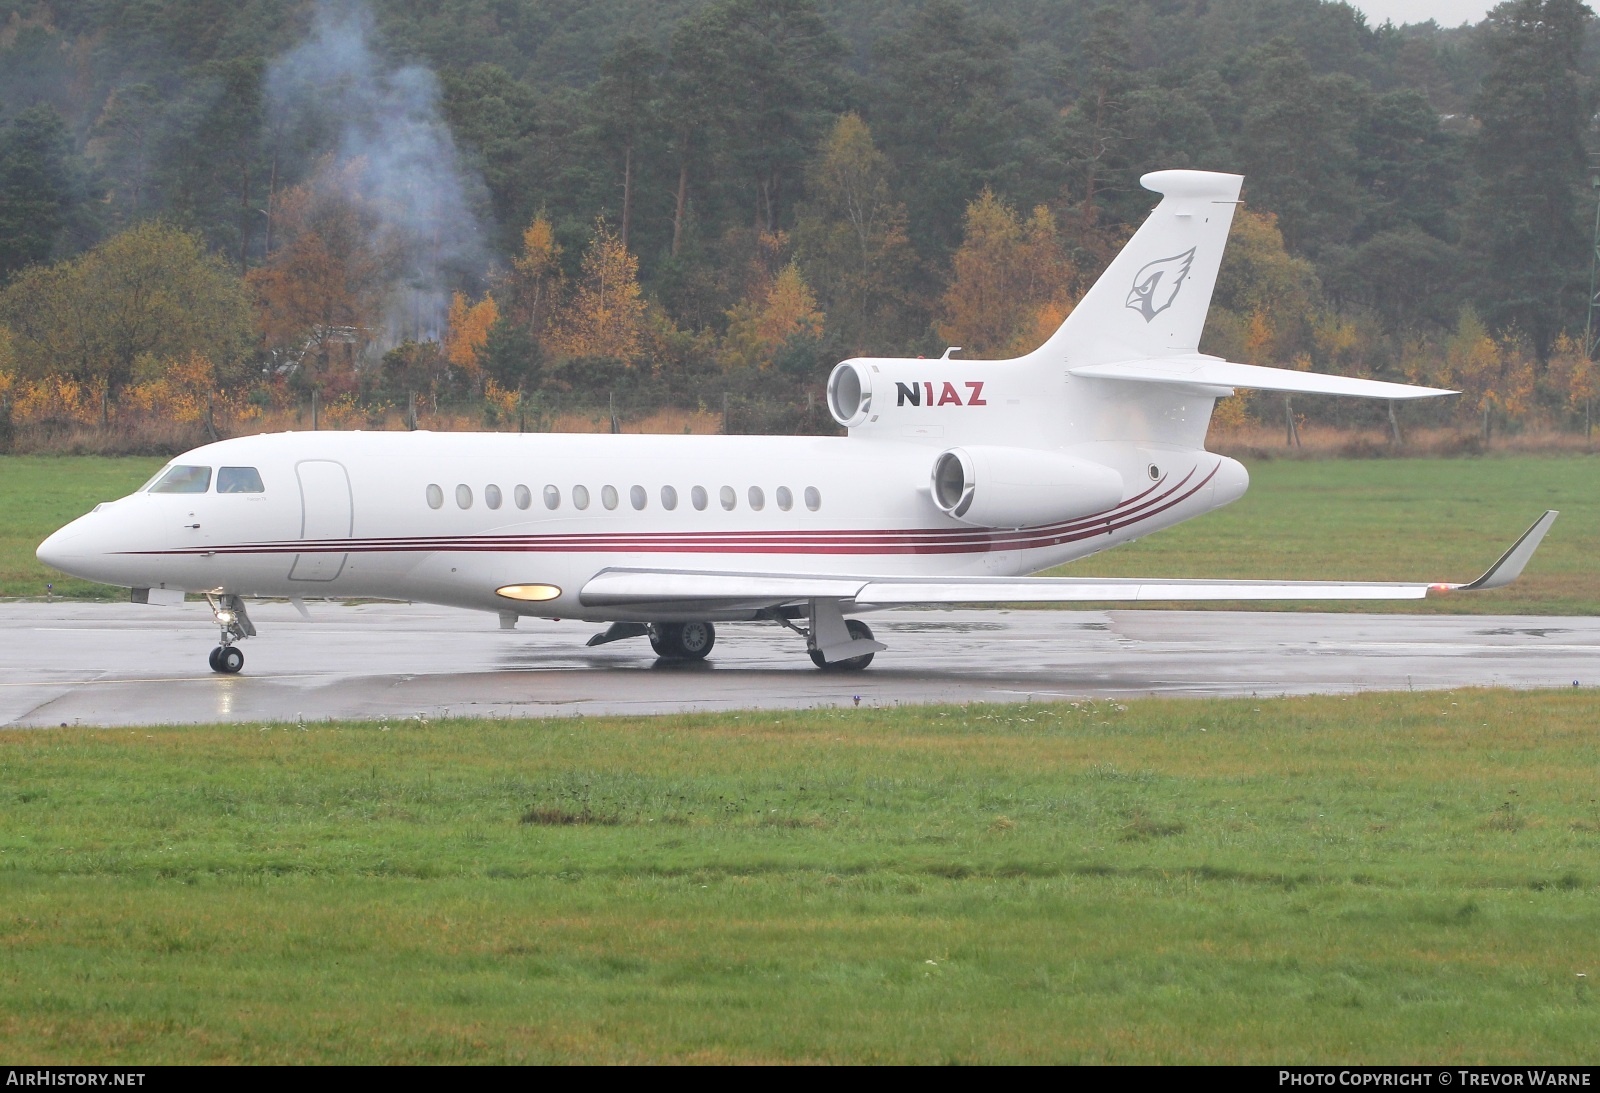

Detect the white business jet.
xmin=38 ymin=170 xmax=1556 ymax=674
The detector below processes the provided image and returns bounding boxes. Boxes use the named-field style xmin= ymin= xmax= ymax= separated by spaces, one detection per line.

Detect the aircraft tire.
xmin=218 ymin=646 xmax=244 ymax=674
xmin=648 ymin=625 xmax=677 ymax=658
xmin=651 ymin=622 xmax=715 ymax=660
xmin=208 ymin=646 xmax=223 ymax=672
xmin=810 ymin=619 xmax=875 ymax=671
xmin=676 ymin=621 xmax=715 ymax=660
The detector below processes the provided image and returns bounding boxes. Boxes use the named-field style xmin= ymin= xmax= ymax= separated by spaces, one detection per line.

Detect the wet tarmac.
xmin=2 ymin=600 xmax=1596 ymax=728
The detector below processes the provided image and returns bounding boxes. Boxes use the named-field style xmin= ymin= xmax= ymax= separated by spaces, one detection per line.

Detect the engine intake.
xmin=827 ymin=361 xmax=873 ymax=428
xmin=930 ymin=446 xmax=1124 ymax=529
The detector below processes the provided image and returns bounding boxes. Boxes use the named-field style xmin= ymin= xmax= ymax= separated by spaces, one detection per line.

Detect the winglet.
xmin=1448 ymin=511 xmax=1559 ymax=592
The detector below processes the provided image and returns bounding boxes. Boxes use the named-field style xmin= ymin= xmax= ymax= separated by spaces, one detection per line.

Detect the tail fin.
xmin=1035 ymin=170 xmax=1242 ymax=366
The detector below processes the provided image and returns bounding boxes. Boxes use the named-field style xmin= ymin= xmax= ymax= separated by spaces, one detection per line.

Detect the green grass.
xmin=4 ymin=453 xmax=1596 ymax=612
xmin=3 ymin=692 xmax=1599 ymax=1063
xmin=1049 ymin=454 xmax=1599 ymax=614
xmin=0 ymin=455 xmax=163 ymax=600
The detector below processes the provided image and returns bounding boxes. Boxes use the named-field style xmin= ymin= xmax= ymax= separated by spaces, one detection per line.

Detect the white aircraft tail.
xmin=825 ymin=168 xmax=1451 ymax=452
xmin=1033 ymin=169 xmax=1243 ymax=367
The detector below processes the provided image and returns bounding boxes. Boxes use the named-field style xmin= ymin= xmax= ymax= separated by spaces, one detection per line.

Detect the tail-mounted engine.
xmin=828 ymin=357 xmax=999 ymax=431
xmin=930 ymin=446 xmax=1124 ymax=529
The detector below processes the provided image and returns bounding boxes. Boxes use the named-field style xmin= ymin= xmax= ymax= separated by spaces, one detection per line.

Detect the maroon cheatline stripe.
xmin=122 ymin=465 xmax=1217 ymax=559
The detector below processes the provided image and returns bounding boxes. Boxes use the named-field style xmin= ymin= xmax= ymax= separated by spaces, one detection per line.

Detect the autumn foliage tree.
xmin=0 ymin=221 xmax=253 ymax=394
xmin=1440 ymin=308 xmax=1535 ymax=441
xmin=503 ymin=214 xmax=563 ymax=340
xmin=444 ymin=291 xmax=499 ymax=385
xmin=550 ymin=220 xmax=646 ymax=364
xmin=936 ymin=190 xmax=1075 ymax=357
xmin=245 ymin=172 xmax=393 ymax=395
xmin=722 ymin=262 xmax=825 ymax=369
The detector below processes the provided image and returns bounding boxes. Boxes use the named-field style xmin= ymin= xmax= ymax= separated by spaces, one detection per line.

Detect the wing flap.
xmin=580 ymin=568 xmax=868 ymax=608
xmin=1070 ymin=357 xmax=1454 ymax=400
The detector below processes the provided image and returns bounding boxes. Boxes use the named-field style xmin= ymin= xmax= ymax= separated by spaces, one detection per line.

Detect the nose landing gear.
xmin=206 ymin=593 xmax=255 ymax=674
xmin=208 ymin=644 xmax=245 ymax=674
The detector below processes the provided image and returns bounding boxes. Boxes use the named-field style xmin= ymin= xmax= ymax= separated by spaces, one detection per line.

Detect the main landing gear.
xmin=808 ymin=619 xmax=876 ymax=671
xmin=205 ymin=593 xmax=254 ymax=675
xmin=586 ymin=600 xmax=885 ymax=670
xmin=649 ymin=621 xmax=716 ymax=660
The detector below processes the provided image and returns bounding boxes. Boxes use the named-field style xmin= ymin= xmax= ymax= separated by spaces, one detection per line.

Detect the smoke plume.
xmin=267 ymin=0 xmax=486 ymax=350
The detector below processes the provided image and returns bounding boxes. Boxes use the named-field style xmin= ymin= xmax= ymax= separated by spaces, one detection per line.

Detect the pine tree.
xmin=1470 ymin=0 xmax=1595 ymax=358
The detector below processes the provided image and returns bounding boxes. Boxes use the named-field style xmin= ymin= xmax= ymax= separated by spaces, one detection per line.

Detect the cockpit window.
xmin=217 ymin=467 xmax=265 ymax=493
xmin=149 ymin=465 xmax=212 ymax=494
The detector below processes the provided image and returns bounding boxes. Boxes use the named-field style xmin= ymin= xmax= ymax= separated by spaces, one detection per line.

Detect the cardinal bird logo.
xmin=1126 ymin=248 xmax=1196 ymax=323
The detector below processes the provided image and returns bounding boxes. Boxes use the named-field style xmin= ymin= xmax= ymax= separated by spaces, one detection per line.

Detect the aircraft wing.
xmin=579 ymin=511 xmax=1557 ymax=611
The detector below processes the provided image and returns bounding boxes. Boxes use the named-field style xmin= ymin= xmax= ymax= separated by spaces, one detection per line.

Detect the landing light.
xmin=496 ymin=584 xmax=562 ymax=602
xmin=215 ymin=610 xmax=236 ymax=625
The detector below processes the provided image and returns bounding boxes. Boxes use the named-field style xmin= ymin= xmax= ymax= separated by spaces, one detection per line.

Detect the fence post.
xmin=722 ymin=391 xmax=729 ymax=435
xmin=101 ymin=387 xmax=109 ymax=429
xmin=609 ymin=391 xmax=620 ymax=434
xmin=407 ymin=391 xmax=417 ymax=431
xmin=312 ymin=389 xmax=319 ymax=431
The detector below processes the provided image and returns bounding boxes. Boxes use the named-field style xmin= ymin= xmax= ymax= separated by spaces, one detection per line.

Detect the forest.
xmin=0 ymin=0 xmax=1595 ymax=451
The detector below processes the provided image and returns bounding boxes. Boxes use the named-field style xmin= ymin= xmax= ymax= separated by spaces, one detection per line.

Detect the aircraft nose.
xmin=37 ymin=522 xmax=91 ymax=576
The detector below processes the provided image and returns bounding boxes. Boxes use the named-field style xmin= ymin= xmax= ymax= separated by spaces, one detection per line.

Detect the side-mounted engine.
xmin=930 ymin=446 xmax=1123 ymax=529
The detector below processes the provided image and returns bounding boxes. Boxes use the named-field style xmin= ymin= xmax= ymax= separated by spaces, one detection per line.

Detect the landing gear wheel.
xmin=649 ymin=621 xmax=716 ymax=660
xmin=212 ymin=646 xmax=244 ymax=674
xmin=675 ymin=621 xmax=715 ymax=660
xmin=208 ymin=646 xmax=223 ymax=672
xmin=810 ymin=619 xmax=875 ymax=671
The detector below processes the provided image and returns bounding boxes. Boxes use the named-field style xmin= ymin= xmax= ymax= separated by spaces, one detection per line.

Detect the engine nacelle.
xmin=931 ymin=446 xmax=1124 ymax=529
xmin=827 ymin=357 xmax=998 ymax=430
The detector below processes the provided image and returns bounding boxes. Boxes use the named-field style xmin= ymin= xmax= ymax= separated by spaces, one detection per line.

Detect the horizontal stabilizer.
xmin=1069 ymin=356 xmax=1453 ymax=400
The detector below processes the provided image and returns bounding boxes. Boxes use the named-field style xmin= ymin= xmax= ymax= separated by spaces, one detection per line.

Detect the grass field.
xmin=1057 ymin=454 xmax=1598 ymax=614
xmin=2 ymin=452 xmax=1595 ymax=612
xmin=1 ymin=455 xmax=162 ymax=601
xmin=2 ymin=691 xmax=1597 ymax=1063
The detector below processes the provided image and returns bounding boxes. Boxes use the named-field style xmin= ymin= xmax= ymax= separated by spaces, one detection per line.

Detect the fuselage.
xmin=37 ymin=429 xmax=1248 ymax=622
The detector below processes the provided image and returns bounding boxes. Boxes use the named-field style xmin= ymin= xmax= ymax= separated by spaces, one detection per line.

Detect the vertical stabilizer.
xmin=1034 ymin=170 xmax=1242 ymax=367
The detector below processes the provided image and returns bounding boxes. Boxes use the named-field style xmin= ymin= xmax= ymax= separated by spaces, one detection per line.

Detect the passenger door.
xmin=288 ymin=460 xmax=352 ymax=582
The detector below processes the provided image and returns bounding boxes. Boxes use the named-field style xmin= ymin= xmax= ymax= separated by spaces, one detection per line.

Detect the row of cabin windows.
xmin=426 ymin=482 xmax=822 ymax=513
xmin=144 ymin=465 xmax=265 ymax=494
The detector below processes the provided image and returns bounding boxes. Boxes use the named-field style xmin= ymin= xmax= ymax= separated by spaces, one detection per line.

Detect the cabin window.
xmin=544 ymin=485 xmax=561 ymax=510
xmin=776 ymin=486 xmax=793 ymax=511
xmin=748 ymin=486 xmax=765 ymax=511
xmin=573 ymin=485 xmax=590 ymax=510
xmin=485 ymin=484 xmax=502 ymax=510
xmin=601 ymin=485 xmax=619 ymax=510
xmin=719 ymin=485 xmax=736 ymax=511
xmin=456 ymin=484 xmax=473 ymax=509
xmin=217 ymin=467 xmax=265 ymax=494
xmin=426 ymin=483 xmax=444 ymax=509
xmin=691 ymin=486 xmax=708 ymax=511
xmin=514 ymin=484 xmax=532 ymax=510
xmin=804 ymin=486 xmax=821 ymax=511
xmin=661 ymin=485 xmax=678 ymax=511
xmin=150 ymin=465 xmax=212 ymax=494
xmin=630 ymin=485 xmax=647 ymax=511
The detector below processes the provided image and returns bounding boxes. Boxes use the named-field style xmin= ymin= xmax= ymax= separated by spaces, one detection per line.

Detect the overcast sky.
xmin=1348 ymin=0 xmax=1495 ymax=26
